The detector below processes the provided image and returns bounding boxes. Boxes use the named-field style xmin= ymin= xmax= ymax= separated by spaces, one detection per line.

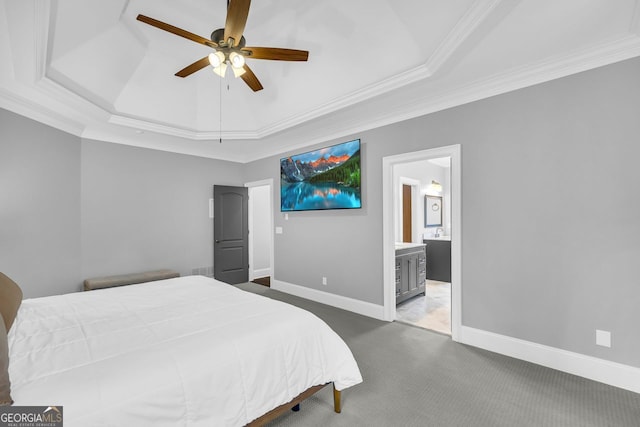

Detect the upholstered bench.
xmin=83 ymin=269 xmax=180 ymax=291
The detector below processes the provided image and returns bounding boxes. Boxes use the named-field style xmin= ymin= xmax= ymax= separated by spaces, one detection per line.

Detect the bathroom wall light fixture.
xmin=428 ymin=180 xmax=443 ymax=193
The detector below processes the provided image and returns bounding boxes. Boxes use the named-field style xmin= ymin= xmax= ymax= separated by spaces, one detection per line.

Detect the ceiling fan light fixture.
xmin=136 ymin=1 xmax=308 ymax=92
xmin=213 ymin=62 xmax=228 ymax=77
xmin=232 ymin=66 xmax=246 ymax=78
xmin=208 ymin=51 xmax=225 ymax=68
xmin=229 ymin=51 xmax=245 ymax=69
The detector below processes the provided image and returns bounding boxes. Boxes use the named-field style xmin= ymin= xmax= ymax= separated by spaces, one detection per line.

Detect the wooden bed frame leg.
xmin=333 ymin=383 xmax=342 ymax=413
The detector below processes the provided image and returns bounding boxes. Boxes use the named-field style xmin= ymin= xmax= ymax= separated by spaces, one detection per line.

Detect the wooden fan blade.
xmin=137 ymin=14 xmax=217 ymax=48
xmin=224 ymin=0 xmax=251 ymax=46
xmin=175 ymin=56 xmax=211 ymax=78
xmin=241 ymin=47 xmax=309 ymax=61
xmin=241 ymin=64 xmax=263 ymax=92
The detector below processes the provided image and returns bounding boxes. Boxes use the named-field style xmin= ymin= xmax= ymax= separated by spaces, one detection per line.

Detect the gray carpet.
xmin=236 ymin=282 xmax=640 ymax=427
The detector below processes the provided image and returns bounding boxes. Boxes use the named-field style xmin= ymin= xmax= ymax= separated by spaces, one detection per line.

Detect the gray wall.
xmin=244 ymin=56 xmax=640 ymax=368
xmin=245 ymin=144 xmax=378 ymax=303
xmin=0 ymin=109 xmax=82 ymax=298
xmin=0 ymin=109 xmax=244 ymax=297
xmin=80 ymin=139 xmax=243 ymax=281
xmin=2 ymin=55 xmax=639 ymax=368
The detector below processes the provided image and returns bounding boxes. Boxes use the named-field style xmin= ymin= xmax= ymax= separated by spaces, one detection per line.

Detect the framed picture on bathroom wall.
xmin=425 ymin=195 xmax=442 ymax=227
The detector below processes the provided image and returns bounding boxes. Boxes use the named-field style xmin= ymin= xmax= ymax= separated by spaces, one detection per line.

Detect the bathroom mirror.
xmin=425 ymin=195 xmax=442 ymax=227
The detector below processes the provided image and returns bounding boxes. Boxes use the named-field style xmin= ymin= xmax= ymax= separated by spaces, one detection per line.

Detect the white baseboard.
xmin=270 ymin=281 xmax=639 ymax=394
xmin=459 ymin=326 xmax=640 ymax=394
xmin=271 ymin=279 xmax=385 ymax=321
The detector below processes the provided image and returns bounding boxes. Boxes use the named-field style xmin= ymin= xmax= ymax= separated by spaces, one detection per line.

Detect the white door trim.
xmin=382 ymin=144 xmax=461 ymax=341
xmin=245 ymin=179 xmax=274 ymax=282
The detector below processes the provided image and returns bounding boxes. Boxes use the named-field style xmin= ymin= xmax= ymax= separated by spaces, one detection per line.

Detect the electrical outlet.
xmin=322 ymin=277 xmax=327 ymax=285
xmin=596 ymin=329 xmax=611 ymax=348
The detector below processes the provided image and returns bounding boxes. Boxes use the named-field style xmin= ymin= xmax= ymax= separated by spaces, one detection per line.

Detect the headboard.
xmin=0 ymin=272 xmax=23 ymax=406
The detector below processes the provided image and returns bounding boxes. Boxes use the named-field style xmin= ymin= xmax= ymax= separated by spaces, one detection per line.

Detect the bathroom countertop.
xmin=394 ymin=242 xmax=427 ymax=250
xmin=423 ymin=236 xmax=451 ymax=241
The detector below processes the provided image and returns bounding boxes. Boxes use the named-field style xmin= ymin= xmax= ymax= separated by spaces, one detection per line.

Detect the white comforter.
xmin=8 ymin=276 xmax=362 ymax=426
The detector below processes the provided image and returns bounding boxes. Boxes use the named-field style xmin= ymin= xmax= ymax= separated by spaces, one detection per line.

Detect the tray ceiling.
xmin=1 ymin=0 xmax=639 ymax=162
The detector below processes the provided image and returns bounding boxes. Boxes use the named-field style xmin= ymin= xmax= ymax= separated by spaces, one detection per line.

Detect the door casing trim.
xmin=382 ymin=144 xmax=461 ymax=341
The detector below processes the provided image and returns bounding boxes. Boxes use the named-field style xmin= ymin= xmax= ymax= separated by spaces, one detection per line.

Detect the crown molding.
xmin=79 ymin=126 xmax=248 ymax=164
xmin=242 ymin=34 xmax=640 ymax=163
xmin=5 ymin=32 xmax=639 ymax=165
xmin=108 ymin=61 xmax=432 ymax=141
xmin=67 ymin=0 xmax=508 ymax=142
xmin=0 ymin=86 xmax=84 ymax=136
xmin=259 ymin=0 xmax=510 ymax=139
xmin=4 ymin=1 xmax=640 ymax=164
xmin=108 ymin=114 xmax=259 ymax=140
xmin=28 ymin=0 xmax=432 ymax=142
xmin=406 ymin=33 xmax=640 ymax=120
xmin=253 ymin=63 xmax=432 ymax=139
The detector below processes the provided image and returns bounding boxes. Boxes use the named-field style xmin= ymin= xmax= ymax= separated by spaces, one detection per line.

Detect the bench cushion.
xmin=83 ymin=269 xmax=180 ymax=291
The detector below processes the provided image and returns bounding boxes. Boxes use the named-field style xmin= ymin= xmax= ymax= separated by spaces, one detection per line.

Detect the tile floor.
xmin=395 ymin=279 xmax=451 ymax=335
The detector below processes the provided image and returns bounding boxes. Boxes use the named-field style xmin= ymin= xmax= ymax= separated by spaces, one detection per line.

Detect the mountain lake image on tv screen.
xmin=280 ymin=139 xmax=361 ymax=211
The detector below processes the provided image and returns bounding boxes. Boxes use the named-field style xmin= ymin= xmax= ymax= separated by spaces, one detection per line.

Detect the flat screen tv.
xmin=280 ymin=139 xmax=361 ymax=211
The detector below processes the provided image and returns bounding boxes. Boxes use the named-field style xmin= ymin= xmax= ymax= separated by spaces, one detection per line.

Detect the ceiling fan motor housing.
xmin=211 ymin=28 xmax=246 ymax=48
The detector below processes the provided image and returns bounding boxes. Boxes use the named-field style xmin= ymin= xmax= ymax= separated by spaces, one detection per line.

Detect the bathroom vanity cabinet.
xmin=423 ymin=239 xmax=451 ymax=282
xmin=395 ymin=244 xmax=426 ymax=304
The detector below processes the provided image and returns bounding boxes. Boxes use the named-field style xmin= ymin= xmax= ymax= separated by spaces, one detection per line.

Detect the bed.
xmin=1 ymin=273 xmax=362 ymax=426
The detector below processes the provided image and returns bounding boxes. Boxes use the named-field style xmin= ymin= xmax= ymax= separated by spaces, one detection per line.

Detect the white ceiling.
xmin=1 ymin=0 xmax=640 ymax=163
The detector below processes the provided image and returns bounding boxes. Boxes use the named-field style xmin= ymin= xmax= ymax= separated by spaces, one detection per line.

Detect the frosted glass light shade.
xmin=213 ymin=62 xmax=228 ymax=77
xmin=232 ymin=66 xmax=246 ymax=78
xmin=229 ymin=52 xmax=245 ymax=68
xmin=208 ymin=51 xmax=225 ymax=68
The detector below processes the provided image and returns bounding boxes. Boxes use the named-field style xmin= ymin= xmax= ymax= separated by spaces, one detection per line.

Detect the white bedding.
xmin=7 ymin=276 xmax=362 ymax=426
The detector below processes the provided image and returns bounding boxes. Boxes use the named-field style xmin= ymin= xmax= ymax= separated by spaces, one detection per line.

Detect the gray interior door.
xmin=213 ymin=185 xmax=249 ymax=284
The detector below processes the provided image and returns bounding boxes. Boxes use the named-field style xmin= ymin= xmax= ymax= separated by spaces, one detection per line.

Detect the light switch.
xmin=275 ymin=226 xmax=283 ymax=234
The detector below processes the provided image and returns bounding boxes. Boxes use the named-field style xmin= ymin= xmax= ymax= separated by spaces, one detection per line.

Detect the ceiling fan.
xmin=136 ymin=0 xmax=308 ymax=92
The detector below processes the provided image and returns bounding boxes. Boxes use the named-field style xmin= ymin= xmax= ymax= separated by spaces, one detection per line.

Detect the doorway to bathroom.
xmin=382 ymin=145 xmax=461 ymax=341
xmin=395 ymin=158 xmax=451 ymax=334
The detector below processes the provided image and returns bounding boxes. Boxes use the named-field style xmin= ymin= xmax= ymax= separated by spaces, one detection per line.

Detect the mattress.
xmin=7 ymin=276 xmax=362 ymax=426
